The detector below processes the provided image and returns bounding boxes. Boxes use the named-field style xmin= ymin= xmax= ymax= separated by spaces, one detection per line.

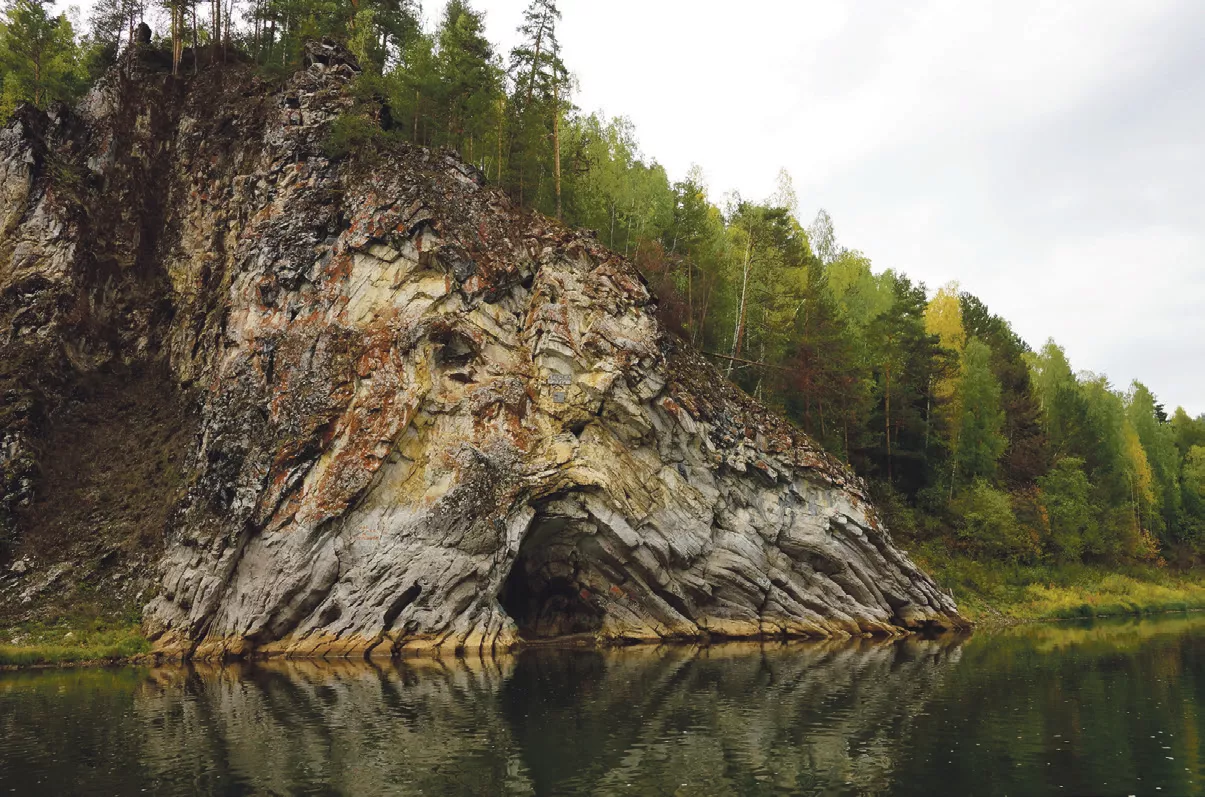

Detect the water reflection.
xmin=2 ymin=617 xmax=1204 ymax=796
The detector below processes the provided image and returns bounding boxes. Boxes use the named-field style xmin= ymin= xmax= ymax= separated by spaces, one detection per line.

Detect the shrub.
xmin=953 ymin=480 xmax=1035 ymax=561
xmin=1037 ymin=457 xmax=1094 ymax=561
xmin=324 ymin=112 xmax=389 ymax=159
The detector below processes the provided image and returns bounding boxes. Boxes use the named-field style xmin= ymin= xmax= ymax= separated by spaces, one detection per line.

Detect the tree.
xmin=508 ymin=0 xmax=568 ymax=209
xmin=1182 ymin=446 xmax=1205 ymax=541
xmin=960 ymin=292 xmax=1048 ymax=486
xmin=1171 ymin=407 xmax=1205 ymax=457
xmin=87 ymin=0 xmax=146 ymax=52
xmin=863 ymin=272 xmax=942 ymax=492
xmin=434 ymin=0 xmax=503 ymax=165
xmin=1038 ymin=457 xmax=1094 ymax=560
xmin=161 ymin=0 xmax=194 ymax=75
xmin=721 ymin=202 xmax=808 ymax=392
xmin=954 ymin=480 xmax=1032 ymax=561
xmin=924 ymin=281 xmax=964 ymax=463
xmin=0 ymin=0 xmax=82 ymax=114
xmin=662 ymin=166 xmax=725 ymax=345
xmin=925 ymin=282 xmax=965 ymax=355
xmin=807 ymin=208 xmax=838 ymax=266
xmin=954 ymin=338 xmax=1006 ymax=487
xmin=349 ymin=0 xmax=419 ymax=74
xmin=784 ymin=254 xmax=860 ymax=458
xmin=1127 ymin=382 xmax=1183 ymax=543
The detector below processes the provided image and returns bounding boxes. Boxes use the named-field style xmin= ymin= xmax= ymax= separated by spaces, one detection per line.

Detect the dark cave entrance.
xmin=498 ymin=505 xmax=609 ymax=640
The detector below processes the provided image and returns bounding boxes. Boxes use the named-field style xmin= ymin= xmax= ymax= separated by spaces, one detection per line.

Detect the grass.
xmin=912 ymin=543 xmax=1205 ymax=624
xmin=0 ymin=618 xmax=150 ymax=667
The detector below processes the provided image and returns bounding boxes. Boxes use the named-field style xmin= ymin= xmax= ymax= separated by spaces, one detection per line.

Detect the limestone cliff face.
xmin=0 ymin=44 xmax=965 ymax=658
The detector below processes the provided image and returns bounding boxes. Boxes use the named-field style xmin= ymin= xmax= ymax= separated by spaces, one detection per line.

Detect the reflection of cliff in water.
xmin=7 ymin=617 xmax=1205 ymax=796
xmin=130 ymin=637 xmax=964 ymax=796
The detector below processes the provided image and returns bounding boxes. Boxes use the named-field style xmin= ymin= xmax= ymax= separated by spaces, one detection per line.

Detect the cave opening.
xmin=498 ymin=506 xmax=609 ymax=640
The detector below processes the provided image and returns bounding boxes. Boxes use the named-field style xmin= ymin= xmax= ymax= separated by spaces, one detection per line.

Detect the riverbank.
xmin=912 ymin=546 xmax=1205 ymax=624
xmin=0 ymin=619 xmax=149 ymax=668
xmin=6 ymin=560 xmax=1205 ymax=666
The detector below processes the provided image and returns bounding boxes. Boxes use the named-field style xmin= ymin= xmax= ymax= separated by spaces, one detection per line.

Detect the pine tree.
xmin=87 ymin=0 xmax=147 ymax=51
xmin=435 ymin=0 xmax=503 ymax=164
xmin=0 ymin=0 xmax=81 ymax=114
xmin=508 ymin=0 xmax=568 ymax=209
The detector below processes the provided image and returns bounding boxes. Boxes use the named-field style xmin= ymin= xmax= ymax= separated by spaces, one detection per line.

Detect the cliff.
xmin=0 ymin=42 xmax=965 ymax=658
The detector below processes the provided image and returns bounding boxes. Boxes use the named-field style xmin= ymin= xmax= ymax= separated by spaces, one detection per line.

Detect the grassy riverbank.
xmin=913 ymin=545 xmax=1205 ymax=624
xmin=0 ymin=619 xmax=149 ymax=667
xmin=4 ymin=558 xmax=1205 ymax=667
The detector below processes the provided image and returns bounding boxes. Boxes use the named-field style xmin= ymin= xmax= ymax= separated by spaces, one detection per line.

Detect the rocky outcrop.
xmin=0 ymin=45 xmax=965 ymax=658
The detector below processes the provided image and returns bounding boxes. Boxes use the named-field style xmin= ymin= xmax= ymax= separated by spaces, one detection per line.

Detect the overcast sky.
xmin=430 ymin=0 xmax=1202 ymax=416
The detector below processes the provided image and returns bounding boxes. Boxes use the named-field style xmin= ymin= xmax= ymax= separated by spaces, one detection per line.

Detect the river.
xmin=1 ymin=615 xmax=1203 ymax=795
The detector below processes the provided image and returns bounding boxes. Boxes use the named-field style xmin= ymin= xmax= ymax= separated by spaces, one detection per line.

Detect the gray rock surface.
xmin=0 ymin=46 xmax=965 ymax=658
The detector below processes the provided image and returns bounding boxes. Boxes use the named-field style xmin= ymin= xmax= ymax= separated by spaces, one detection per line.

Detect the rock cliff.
xmin=0 ymin=43 xmax=965 ymax=658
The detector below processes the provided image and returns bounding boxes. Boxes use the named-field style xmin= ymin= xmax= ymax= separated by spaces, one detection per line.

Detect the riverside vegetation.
xmin=1 ymin=0 xmax=1203 ymax=663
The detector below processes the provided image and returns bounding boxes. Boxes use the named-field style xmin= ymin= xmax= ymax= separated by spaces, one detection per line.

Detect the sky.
xmin=66 ymin=0 xmax=1205 ymax=415
xmin=435 ymin=0 xmax=1204 ymax=416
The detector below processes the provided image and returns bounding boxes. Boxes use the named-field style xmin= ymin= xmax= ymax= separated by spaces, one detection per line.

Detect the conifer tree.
xmin=435 ymin=0 xmax=502 ymax=164
xmin=0 ymin=0 xmax=81 ymax=113
xmin=508 ymin=0 xmax=567 ymax=209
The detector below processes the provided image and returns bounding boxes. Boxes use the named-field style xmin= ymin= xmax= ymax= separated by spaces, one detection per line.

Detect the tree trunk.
xmin=686 ymin=259 xmax=693 ymax=340
xmin=496 ymin=96 xmax=504 ymax=183
xmin=524 ymin=15 xmax=546 ymax=109
xmin=696 ymin=280 xmax=713 ymax=349
xmin=171 ymin=6 xmax=182 ymax=77
xmin=727 ymin=236 xmax=753 ymax=375
xmin=553 ymin=80 xmax=562 ymax=220
xmin=843 ymin=401 xmax=851 ymax=464
xmin=192 ymin=4 xmax=199 ymax=74
xmin=884 ymin=362 xmax=893 ymax=485
xmin=214 ymin=0 xmax=223 ymax=61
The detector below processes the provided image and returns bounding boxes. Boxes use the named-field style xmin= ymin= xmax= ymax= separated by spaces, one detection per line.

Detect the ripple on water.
xmin=1 ymin=617 xmax=1205 ymax=795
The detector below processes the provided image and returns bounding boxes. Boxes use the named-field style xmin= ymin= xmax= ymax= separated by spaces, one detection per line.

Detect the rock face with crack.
xmin=0 ymin=43 xmax=966 ymax=658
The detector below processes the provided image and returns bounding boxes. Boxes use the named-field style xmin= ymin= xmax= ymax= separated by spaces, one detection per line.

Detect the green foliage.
xmin=1038 ymin=457 xmax=1094 ymax=560
xmin=862 ymin=272 xmax=943 ymax=492
xmin=244 ymin=0 xmax=419 ymax=74
xmin=323 ymin=105 xmax=395 ymax=159
xmin=954 ymin=338 xmax=1006 ymax=485
xmin=0 ymin=0 xmax=87 ymax=117
xmin=960 ymin=293 xmax=1048 ymax=485
xmin=914 ymin=549 xmax=1205 ymax=622
xmin=0 ymin=619 xmax=149 ymax=665
xmin=1128 ymin=381 xmax=1183 ymax=542
xmin=953 ymin=480 xmax=1033 ymax=561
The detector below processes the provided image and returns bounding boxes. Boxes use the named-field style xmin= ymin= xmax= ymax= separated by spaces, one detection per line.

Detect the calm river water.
xmin=2 ymin=615 xmax=1204 ymax=795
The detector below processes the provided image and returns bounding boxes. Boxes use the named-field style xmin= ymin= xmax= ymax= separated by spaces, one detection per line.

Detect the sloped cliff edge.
xmin=0 ymin=43 xmax=966 ymax=660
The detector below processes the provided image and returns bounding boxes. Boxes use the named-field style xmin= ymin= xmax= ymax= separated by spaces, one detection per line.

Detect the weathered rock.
xmin=0 ymin=46 xmax=966 ymax=658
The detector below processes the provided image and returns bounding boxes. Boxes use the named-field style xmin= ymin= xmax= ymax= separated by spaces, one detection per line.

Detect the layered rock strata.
xmin=0 ymin=44 xmax=965 ymax=658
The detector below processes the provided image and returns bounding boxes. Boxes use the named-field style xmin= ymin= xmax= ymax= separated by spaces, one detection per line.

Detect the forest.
xmin=3 ymin=0 xmax=1204 ymax=579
